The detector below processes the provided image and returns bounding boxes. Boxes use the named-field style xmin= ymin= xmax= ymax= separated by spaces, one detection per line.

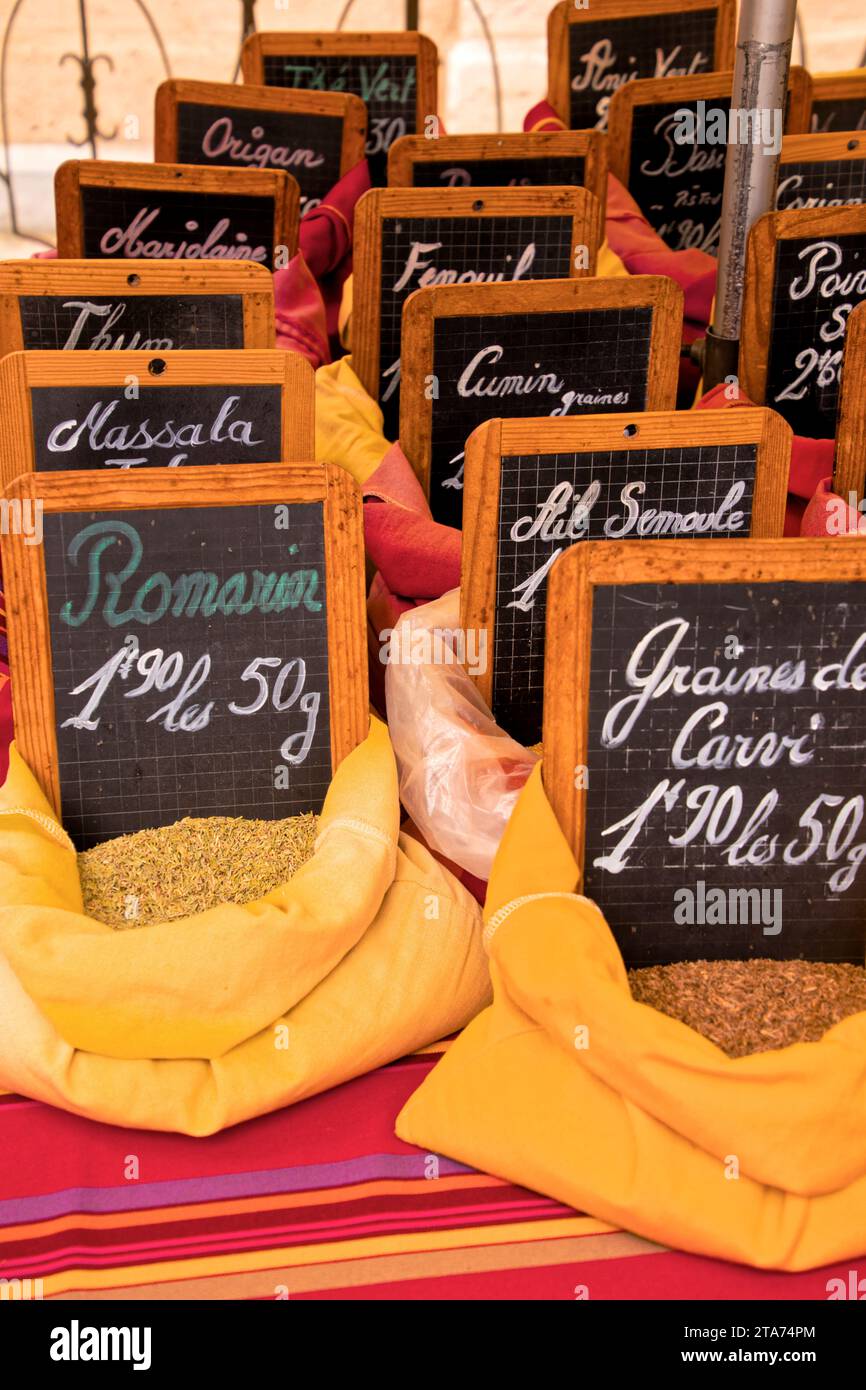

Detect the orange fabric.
xmin=397 ymin=765 xmax=866 ymax=1271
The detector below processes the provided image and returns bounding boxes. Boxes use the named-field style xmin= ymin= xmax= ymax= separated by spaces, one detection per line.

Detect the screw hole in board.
xmin=623 ymin=423 xmax=639 ymax=438
xmin=148 ymin=358 xmax=167 ymax=376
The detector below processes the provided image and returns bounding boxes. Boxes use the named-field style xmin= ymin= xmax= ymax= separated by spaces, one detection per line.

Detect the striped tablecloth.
xmin=0 ymin=1052 xmax=859 ymax=1300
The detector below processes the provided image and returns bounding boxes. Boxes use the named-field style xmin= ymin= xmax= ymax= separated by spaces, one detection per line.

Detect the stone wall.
xmin=0 ymin=0 xmax=861 ymax=247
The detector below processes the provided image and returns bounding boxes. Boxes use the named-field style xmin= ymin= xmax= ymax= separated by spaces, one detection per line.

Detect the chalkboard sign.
xmin=400 ymin=276 xmax=683 ymax=529
xmin=834 ymin=301 xmax=866 ymax=504
xmin=353 ymin=187 xmax=601 ymax=441
xmin=609 ymin=70 xmax=811 ymax=254
xmin=2 ymin=465 xmax=367 ymax=848
xmin=388 ymin=132 xmax=608 ymax=215
xmin=0 ymin=260 xmax=275 ymax=356
xmin=544 ymin=538 xmax=866 ymax=965
xmin=462 ymin=410 xmax=790 ymax=747
xmin=155 ymin=80 xmax=367 ymax=218
xmin=0 ymin=350 xmax=314 ymax=488
xmin=55 ymin=161 xmax=299 ymax=267
xmin=810 ymin=73 xmax=866 ymax=134
xmin=547 ymin=0 xmax=735 ymax=133
xmin=242 ymin=31 xmax=437 ymax=161
xmin=776 ymin=133 xmax=866 ymax=212
xmin=741 ymin=204 xmax=866 ymax=439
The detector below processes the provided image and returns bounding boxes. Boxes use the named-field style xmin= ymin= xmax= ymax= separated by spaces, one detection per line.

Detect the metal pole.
xmin=703 ymin=0 xmax=798 ymax=391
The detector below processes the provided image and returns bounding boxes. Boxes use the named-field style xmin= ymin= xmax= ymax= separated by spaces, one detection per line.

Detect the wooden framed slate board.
xmin=834 ymin=301 xmax=866 ymax=505
xmin=2 ymin=464 xmax=367 ymax=848
xmin=0 ymin=260 xmax=275 ymax=356
xmin=775 ymin=132 xmax=866 ymax=212
xmin=155 ymin=80 xmax=367 ymax=218
xmin=809 ymin=72 xmax=866 ymax=135
xmin=241 ymin=31 xmax=437 ymax=163
xmin=462 ymin=409 xmax=790 ymax=747
xmin=547 ymin=0 xmax=736 ymax=132
xmin=608 ymin=69 xmax=811 ymax=255
xmin=740 ymin=204 xmax=866 ymax=439
xmin=353 ymin=186 xmax=601 ymax=442
xmin=387 ymin=131 xmax=609 ymax=217
xmin=55 ymin=160 xmax=299 ymax=267
xmin=543 ymin=537 xmax=866 ymax=965
xmin=400 ymin=275 xmax=683 ymax=529
xmin=0 ymin=350 xmax=314 ymax=488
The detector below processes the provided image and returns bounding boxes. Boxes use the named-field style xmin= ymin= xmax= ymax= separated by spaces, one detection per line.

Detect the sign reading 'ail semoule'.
xmin=352 ymin=187 xmax=600 ymax=443
xmin=0 ymin=350 xmax=314 ymax=489
xmin=155 ymin=80 xmax=367 ymax=218
xmin=0 ymin=261 xmax=275 ymax=356
xmin=741 ymin=205 xmax=866 ymax=439
xmin=461 ymin=410 xmax=790 ymax=747
xmin=55 ymin=161 xmax=299 ymax=267
xmin=544 ymin=539 xmax=866 ymax=967
xmin=2 ymin=466 xmax=368 ymax=850
xmin=547 ymin=0 xmax=735 ymax=132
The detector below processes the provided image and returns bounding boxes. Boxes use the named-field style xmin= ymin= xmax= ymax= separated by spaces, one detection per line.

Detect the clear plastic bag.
xmin=384 ymin=590 xmax=538 ymax=881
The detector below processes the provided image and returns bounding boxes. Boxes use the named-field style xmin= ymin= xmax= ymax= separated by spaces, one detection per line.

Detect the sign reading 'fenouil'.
xmin=155 ymin=80 xmax=367 ymax=218
xmin=0 ymin=350 xmax=314 ymax=488
xmin=0 ymin=261 xmax=275 ymax=356
xmin=741 ymin=204 xmax=866 ymax=439
xmin=547 ymin=0 xmax=735 ymax=132
xmin=400 ymin=276 xmax=682 ymax=529
xmin=544 ymin=538 xmax=866 ymax=966
xmin=55 ymin=161 xmax=299 ymax=267
xmin=461 ymin=410 xmax=790 ymax=747
xmin=353 ymin=186 xmax=600 ymax=442
xmin=2 ymin=466 xmax=367 ymax=849
xmin=242 ymin=31 xmax=437 ymax=161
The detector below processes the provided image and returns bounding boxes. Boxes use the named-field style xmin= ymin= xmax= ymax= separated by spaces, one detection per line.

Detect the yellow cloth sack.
xmin=397 ymin=764 xmax=866 ymax=1271
xmin=314 ymin=354 xmax=391 ymax=484
xmin=0 ymin=718 xmax=491 ymax=1134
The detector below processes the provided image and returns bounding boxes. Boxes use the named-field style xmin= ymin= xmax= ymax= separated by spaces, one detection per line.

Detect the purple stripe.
xmin=0 ymin=1154 xmax=474 ymax=1228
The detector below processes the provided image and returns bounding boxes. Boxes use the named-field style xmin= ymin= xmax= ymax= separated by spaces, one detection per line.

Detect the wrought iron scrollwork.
xmin=0 ymin=0 xmax=170 ymax=244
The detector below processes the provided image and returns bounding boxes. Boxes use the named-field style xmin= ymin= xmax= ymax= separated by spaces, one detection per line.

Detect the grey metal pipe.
xmin=704 ymin=0 xmax=798 ymax=390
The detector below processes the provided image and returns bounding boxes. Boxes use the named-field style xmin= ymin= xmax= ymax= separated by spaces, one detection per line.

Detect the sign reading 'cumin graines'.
xmin=399 ymin=277 xmax=683 ymax=529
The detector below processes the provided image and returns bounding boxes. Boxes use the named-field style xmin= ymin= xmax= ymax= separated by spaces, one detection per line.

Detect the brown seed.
xmin=78 ymin=814 xmax=319 ymax=929
xmin=628 ymin=958 xmax=866 ymax=1058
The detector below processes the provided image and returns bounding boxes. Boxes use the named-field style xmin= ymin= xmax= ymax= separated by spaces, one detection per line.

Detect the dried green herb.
xmin=79 ymin=814 xmax=319 ymax=928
